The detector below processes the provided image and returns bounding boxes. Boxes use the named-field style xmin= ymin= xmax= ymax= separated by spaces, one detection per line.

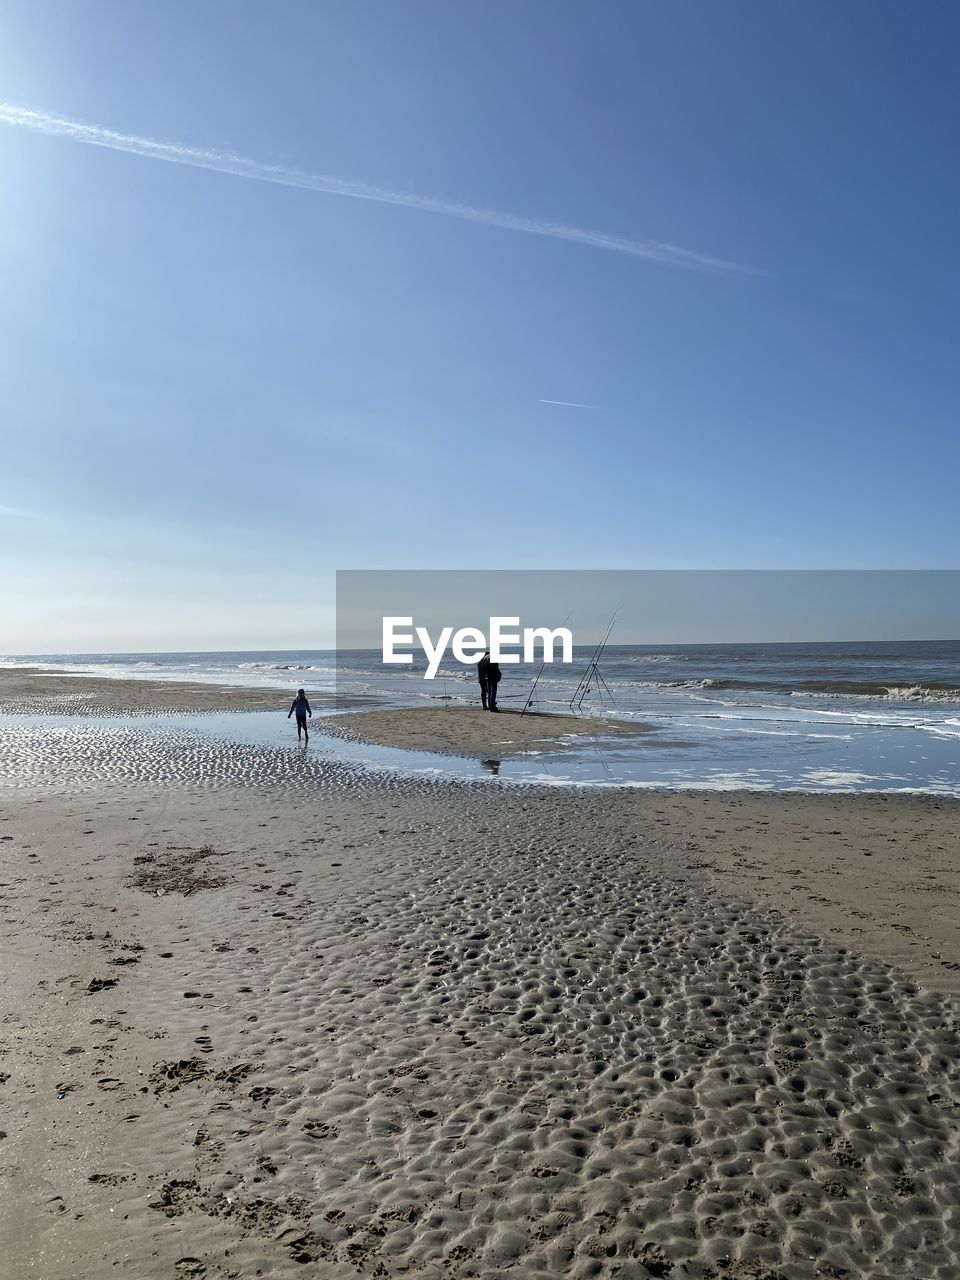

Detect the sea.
xmin=2 ymin=642 xmax=959 ymax=794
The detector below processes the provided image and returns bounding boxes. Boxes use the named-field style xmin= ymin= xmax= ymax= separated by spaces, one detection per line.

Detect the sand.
xmin=0 ymin=667 xmax=336 ymax=716
xmin=1 ymin=680 xmax=959 ymax=1278
xmin=324 ymin=705 xmax=656 ymax=758
xmin=640 ymin=791 xmax=960 ymax=997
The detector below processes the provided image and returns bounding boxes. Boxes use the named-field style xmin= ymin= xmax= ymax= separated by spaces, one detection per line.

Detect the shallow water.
xmin=4 ymin=642 xmax=959 ymax=794
xmin=0 ymin=708 xmax=957 ymax=795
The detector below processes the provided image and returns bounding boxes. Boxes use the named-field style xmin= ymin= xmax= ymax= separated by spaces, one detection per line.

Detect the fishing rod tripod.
xmin=569 ymin=603 xmax=622 ymax=712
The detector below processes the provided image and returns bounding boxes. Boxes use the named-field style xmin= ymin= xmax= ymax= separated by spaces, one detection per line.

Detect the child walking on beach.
xmin=288 ymin=688 xmax=312 ymax=742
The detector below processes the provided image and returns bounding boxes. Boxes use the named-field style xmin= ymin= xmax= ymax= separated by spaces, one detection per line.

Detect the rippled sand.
xmin=2 ymin=743 xmax=959 ymax=1279
xmin=0 ymin=719 xmax=361 ymax=793
xmin=2 ymin=715 xmax=957 ymax=984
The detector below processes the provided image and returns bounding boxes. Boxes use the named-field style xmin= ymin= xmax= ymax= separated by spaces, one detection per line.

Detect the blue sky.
xmin=1 ymin=1 xmax=958 ymax=650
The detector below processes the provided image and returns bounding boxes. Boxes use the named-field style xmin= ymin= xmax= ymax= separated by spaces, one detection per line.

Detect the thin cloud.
xmin=539 ymin=399 xmax=599 ymax=410
xmin=0 ymin=101 xmax=749 ymax=275
xmin=0 ymin=503 xmax=38 ymax=518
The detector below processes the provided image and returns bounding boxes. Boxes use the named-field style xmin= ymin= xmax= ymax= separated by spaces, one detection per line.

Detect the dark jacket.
xmin=487 ymin=662 xmax=502 ymax=684
xmin=478 ymin=655 xmax=491 ymax=685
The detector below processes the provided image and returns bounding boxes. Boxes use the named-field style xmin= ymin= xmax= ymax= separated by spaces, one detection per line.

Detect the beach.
xmin=0 ymin=667 xmax=331 ymax=716
xmin=1 ymin=679 xmax=959 ymax=1279
xmin=7 ymin=2 xmax=960 ymax=1273
xmin=322 ymin=705 xmax=655 ymax=758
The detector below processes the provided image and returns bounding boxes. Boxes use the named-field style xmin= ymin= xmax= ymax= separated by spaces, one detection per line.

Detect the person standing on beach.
xmin=486 ymin=658 xmax=502 ymax=711
xmin=288 ymin=688 xmax=312 ymax=742
xmin=477 ymin=650 xmax=491 ymax=710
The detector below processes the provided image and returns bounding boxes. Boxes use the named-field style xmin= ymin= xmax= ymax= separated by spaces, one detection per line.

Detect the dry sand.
xmin=1 ymin=680 xmax=959 ymax=1278
xmin=643 ymin=791 xmax=960 ymax=997
xmin=324 ymin=705 xmax=655 ymax=758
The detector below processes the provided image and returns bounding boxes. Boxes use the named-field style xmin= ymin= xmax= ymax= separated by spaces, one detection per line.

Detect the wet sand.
xmin=324 ymin=704 xmax=655 ymax=758
xmin=0 ymin=666 xmax=335 ymax=716
xmin=1 ymin=679 xmax=959 ymax=1278
xmin=323 ymin=708 xmax=960 ymax=991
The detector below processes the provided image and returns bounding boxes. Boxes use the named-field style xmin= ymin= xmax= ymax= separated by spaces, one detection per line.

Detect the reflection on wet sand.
xmin=0 ymin=717 xmax=452 ymax=796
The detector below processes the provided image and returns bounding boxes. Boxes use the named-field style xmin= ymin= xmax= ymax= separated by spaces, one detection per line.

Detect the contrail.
xmin=0 ymin=101 xmax=748 ymax=274
xmin=539 ymin=399 xmax=598 ymax=410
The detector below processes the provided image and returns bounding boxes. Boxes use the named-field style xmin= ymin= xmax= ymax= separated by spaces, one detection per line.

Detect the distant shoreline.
xmin=0 ymin=666 xmax=321 ymax=715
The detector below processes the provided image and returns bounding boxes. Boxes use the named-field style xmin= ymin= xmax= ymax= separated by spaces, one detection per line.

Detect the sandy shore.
xmin=1 ymin=680 xmax=959 ymax=1277
xmin=1 ymin=781 xmax=958 ymax=1278
xmin=324 ymin=705 xmax=656 ymax=758
xmin=649 ymin=790 xmax=960 ymax=996
xmin=0 ymin=667 xmax=336 ymax=716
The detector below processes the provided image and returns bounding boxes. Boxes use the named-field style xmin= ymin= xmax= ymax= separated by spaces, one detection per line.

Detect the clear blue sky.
xmin=1 ymin=1 xmax=958 ymax=650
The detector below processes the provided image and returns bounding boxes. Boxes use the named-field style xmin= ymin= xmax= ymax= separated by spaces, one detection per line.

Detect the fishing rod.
xmin=521 ymin=608 xmax=574 ymax=716
xmin=572 ymin=612 xmax=616 ymax=702
xmin=570 ymin=602 xmax=623 ymax=711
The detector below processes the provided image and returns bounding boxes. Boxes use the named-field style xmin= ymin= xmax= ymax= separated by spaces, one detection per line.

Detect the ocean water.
xmin=1 ymin=642 xmax=958 ymax=794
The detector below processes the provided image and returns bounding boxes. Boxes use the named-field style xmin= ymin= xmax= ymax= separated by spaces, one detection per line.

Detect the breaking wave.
xmin=637 ymin=677 xmax=960 ymax=703
xmin=239 ymin=662 xmax=333 ymax=672
xmin=789 ymin=683 xmax=960 ymax=704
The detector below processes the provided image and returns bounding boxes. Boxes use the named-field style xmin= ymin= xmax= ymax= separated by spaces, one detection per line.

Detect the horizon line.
xmin=3 ymin=637 xmax=957 ymax=659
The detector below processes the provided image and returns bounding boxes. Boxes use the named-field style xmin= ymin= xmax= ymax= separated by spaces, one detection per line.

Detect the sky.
xmin=1 ymin=1 xmax=958 ymax=651
xmin=338 ymin=572 xmax=960 ymax=648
